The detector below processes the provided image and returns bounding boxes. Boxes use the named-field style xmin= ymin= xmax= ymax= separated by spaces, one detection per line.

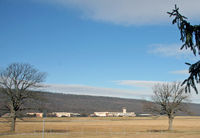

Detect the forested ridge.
xmin=1 ymin=91 xmax=200 ymax=116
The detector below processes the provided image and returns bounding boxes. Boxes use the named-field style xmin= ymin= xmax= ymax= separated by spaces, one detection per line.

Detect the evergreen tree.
xmin=168 ymin=5 xmax=200 ymax=93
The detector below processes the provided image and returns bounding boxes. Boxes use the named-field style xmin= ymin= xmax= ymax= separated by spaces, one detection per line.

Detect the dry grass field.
xmin=1 ymin=116 xmax=200 ymax=138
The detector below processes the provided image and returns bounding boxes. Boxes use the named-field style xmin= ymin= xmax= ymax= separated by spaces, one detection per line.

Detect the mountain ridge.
xmin=1 ymin=91 xmax=200 ymax=116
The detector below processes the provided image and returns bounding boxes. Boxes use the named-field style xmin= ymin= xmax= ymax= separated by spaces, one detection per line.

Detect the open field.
xmin=1 ymin=116 xmax=200 ymax=138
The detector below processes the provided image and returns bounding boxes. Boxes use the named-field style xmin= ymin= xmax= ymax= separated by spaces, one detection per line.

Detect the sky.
xmin=1 ymin=0 xmax=200 ymax=103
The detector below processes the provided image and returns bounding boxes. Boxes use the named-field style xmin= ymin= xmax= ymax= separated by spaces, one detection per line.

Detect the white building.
xmin=52 ymin=112 xmax=80 ymax=117
xmin=94 ymin=108 xmax=136 ymax=117
xmin=94 ymin=112 xmax=109 ymax=117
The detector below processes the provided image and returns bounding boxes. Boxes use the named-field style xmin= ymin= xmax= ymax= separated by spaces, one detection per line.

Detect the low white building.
xmin=52 ymin=112 xmax=80 ymax=117
xmin=94 ymin=112 xmax=109 ymax=117
xmin=94 ymin=108 xmax=136 ymax=117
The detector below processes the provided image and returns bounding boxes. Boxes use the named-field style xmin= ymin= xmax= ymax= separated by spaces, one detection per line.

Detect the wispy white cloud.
xmin=34 ymin=82 xmax=200 ymax=103
xmin=33 ymin=0 xmax=200 ymax=25
xmin=114 ymin=80 xmax=200 ymax=103
xmin=147 ymin=44 xmax=199 ymax=62
xmin=148 ymin=43 xmax=196 ymax=59
xmin=115 ymin=80 xmax=166 ymax=88
xmin=37 ymin=83 xmax=153 ymax=100
xmin=169 ymin=70 xmax=188 ymax=75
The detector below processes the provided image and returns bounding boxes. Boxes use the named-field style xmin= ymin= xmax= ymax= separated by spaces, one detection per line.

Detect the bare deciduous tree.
xmin=0 ymin=63 xmax=46 ymax=132
xmin=144 ymin=82 xmax=190 ymax=131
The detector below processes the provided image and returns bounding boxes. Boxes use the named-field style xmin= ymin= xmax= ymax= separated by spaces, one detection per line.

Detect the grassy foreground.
xmin=1 ymin=116 xmax=200 ymax=138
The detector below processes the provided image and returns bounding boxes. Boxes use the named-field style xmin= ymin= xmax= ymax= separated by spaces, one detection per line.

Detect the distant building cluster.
xmin=1 ymin=107 xmax=143 ymax=118
xmin=26 ymin=112 xmax=81 ymax=117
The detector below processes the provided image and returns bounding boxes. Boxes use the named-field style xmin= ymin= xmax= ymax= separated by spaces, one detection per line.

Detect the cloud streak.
xmin=115 ymin=80 xmax=166 ymax=88
xmin=114 ymin=80 xmax=200 ymax=103
xmin=34 ymin=0 xmax=200 ymax=25
xmin=33 ymin=81 xmax=200 ymax=103
xmin=37 ymin=83 xmax=153 ymax=100
xmin=148 ymin=43 xmax=200 ymax=64
xmin=169 ymin=70 xmax=188 ymax=75
xmin=148 ymin=43 xmax=198 ymax=60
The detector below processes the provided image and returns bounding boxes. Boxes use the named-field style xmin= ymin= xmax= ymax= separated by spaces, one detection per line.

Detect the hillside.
xmin=36 ymin=92 xmax=146 ymax=114
xmin=1 ymin=91 xmax=200 ymax=116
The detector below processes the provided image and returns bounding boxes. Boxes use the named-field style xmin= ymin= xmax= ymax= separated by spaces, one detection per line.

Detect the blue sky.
xmin=1 ymin=0 xmax=200 ymax=102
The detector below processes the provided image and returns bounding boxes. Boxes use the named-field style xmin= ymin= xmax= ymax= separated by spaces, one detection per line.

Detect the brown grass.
xmin=0 ymin=116 xmax=200 ymax=138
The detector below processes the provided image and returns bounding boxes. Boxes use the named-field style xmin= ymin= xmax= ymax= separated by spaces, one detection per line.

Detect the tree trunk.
xmin=168 ymin=117 xmax=174 ymax=131
xmin=10 ymin=112 xmax=16 ymax=132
